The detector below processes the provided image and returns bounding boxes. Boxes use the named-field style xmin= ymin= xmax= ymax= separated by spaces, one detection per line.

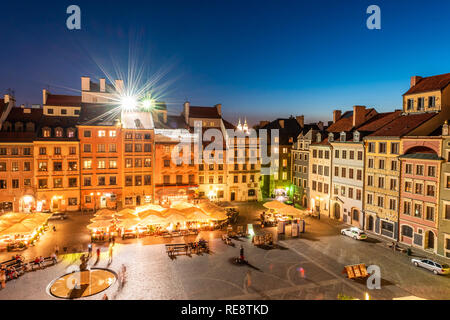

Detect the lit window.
xmin=109 ymin=130 xmax=116 ymax=137
xmin=98 ymin=130 xmax=106 ymax=137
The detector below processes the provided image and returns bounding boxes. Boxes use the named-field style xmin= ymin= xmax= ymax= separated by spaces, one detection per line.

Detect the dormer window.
xmin=328 ymin=133 xmax=334 ymax=142
xmin=14 ymin=122 xmax=23 ymax=132
xmin=353 ymin=131 xmax=360 ymax=142
xmin=43 ymin=127 xmax=51 ymax=138
xmin=316 ymin=133 xmax=321 ymax=143
xmin=340 ymin=132 xmax=346 ymax=142
xmin=134 ymin=119 xmax=142 ymax=128
xmin=67 ymin=128 xmax=75 ymax=138
xmin=55 ymin=127 xmax=63 ymax=138
xmin=26 ymin=122 xmax=35 ymax=132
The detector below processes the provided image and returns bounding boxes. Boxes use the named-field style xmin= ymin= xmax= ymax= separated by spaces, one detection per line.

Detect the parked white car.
xmin=340 ymin=227 xmax=368 ymax=240
xmin=411 ymin=258 xmax=450 ymax=275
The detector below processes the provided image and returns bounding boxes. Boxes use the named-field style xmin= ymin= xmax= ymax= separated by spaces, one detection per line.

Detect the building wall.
xmin=438 ymin=137 xmax=450 ymax=258
xmin=0 ymin=143 xmax=35 ymax=212
xmin=331 ymin=142 xmax=364 ymax=227
xmin=78 ymin=125 xmax=123 ymax=211
xmin=122 ymin=129 xmax=154 ymax=207
xmin=34 ymin=141 xmax=80 ymax=212
xmin=292 ymin=137 xmax=311 ymax=207
xmin=309 ymin=144 xmax=332 ymax=217
xmin=403 ymin=90 xmax=442 ymax=113
xmin=363 ymin=138 xmax=401 ymax=240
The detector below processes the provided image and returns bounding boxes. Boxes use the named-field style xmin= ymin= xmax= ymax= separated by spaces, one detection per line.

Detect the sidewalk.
xmin=317 ymin=215 xmax=450 ymax=265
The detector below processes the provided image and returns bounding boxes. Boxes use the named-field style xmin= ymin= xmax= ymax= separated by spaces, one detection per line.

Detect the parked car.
xmin=48 ymin=212 xmax=68 ymax=221
xmin=411 ymin=258 xmax=450 ymax=275
xmin=340 ymin=227 xmax=368 ymax=240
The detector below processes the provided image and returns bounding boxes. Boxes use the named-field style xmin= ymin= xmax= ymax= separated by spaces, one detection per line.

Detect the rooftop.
xmin=404 ymin=73 xmax=450 ymax=95
xmin=368 ymin=112 xmax=437 ymax=137
xmin=45 ymin=94 xmax=82 ymax=107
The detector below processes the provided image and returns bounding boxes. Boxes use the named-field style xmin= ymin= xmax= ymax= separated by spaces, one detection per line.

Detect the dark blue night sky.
xmin=2 ymin=0 xmax=450 ymax=125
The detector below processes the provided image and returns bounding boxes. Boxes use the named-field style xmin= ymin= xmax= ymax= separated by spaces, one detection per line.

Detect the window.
xmin=391 ymin=160 xmax=397 ymax=171
xmin=68 ymin=198 xmax=77 ymax=206
xmin=109 ymin=160 xmax=117 ymax=169
xmin=38 ymin=162 xmax=47 ymax=172
xmin=53 ymin=162 xmax=62 ymax=171
xmin=446 ymin=204 xmax=450 ymax=220
xmin=352 ymin=210 xmax=359 ymax=221
xmin=38 ymin=179 xmax=47 ymax=189
xmin=356 ymin=169 xmax=362 ymax=181
xmin=85 ymin=196 xmax=92 ymax=204
xmin=144 ymin=158 xmax=151 ymax=167
xmin=405 ymin=181 xmax=412 ymax=192
xmin=110 ymin=176 xmax=117 ymax=185
xmin=109 ymin=130 xmax=116 ymax=137
xmin=428 ymin=96 xmax=436 ymax=108
xmin=368 ymin=158 xmax=374 ymax=168
xmin=391 ymin=143 xmax=399 ymax=154
xmin=341 ymin=167 xmax=346 ymax=178
xmin=378 ymin=177 xmax=384 ymax=188
xmin=379 ymin=159 xmax=385 ymax=169
xmin=426 ymin=206 xmax=435 ymax=221
xmin=11 ymin=148 xmax=18 ymax=155
xmin=39 ymin=147 xmax=46 ymax=155
xmin=24 ymin=162 xmax=31 ymax=171
xmin=405 ymin=164 xmax=412 ymax=174
xmin=84 ymin=130 xmax=91 ymax=138
xmin=144 ymin=175 xmax=152 ymax=185
xmin=83 ymin=177 xmax=91 ymax=186
xmin=357 ymin=151 xmax=363 ymax=160
xmin=97 ymin=144 xmax=106 ymax=153
xmin=367 ymin=194 xmax=373 ymax=205
xmin=69 ymin=147 xmax=76 ymax=155
xmin=69 ymin=178 xmax=77 ymax=187
xmin=144 ymin=144 xmax=152 ymax=152
xmin=135 ymin=159 xmax=142 ymax=167
xmin=389 ymin=199 xmax=396 ymax=211
xmin=325 ymin=151 xmax=329 ymax=159
xmin=379 ymin=142 xmax=386 ymax=153
xmin=377 ymin=196 xmax=384 ymax=208
xmin=414 ymin=203 xmax=422 ymax=218
xmin=404 ymin=201 xmax=411 ymax=215
xmin=24 ymin=179 xmax=31 ymax=187
xmin=0 ymin=148 xmax=6 ymax=155
xmin=23 ymin=147 xmax=31 ymax=155
xmin=135 ymin=176 xmax=142 ymax=186
xmin=428 ymin=166 xmax=436 ymax=177
xmin=12 ymin=179 xmax=19 ymax=189
xmin=125 ymin=176 xmax=133 ymax=186
xmin=367 ymin=175 xmax=373 ymax=186
xmin=164 ymin=159 xmax=170 ymax=167
xmin=349 ymin=151 xmax=354 ymax=160
xmin=335 ymin=150 xmax=339 ymax=158
xmin=402 ymin=225 xmax=413 ymax=238
xmin=407 ymin=98 xmax=414 ymax=110
xmin=416 ymin=165 xmax=424 ymax=176
xmin=342 ymin=150 xmax=347 ymax=159
xmin=109 ymin=144 xmax=117 ymax=152
xmin=125 ymin=144 xmax=133 ymax=152
xmin=415 ymin=183 xmax=423 ymax=194
xmin=135 ymin=144 xmax=142 ymax=152
xmin=83 ymin=160 xmax=92 ymax=169
xmin=426 ymin=185 xmax=435 ymax=197
xmin=98 ymin=160 xmax=106 ymax=169
xmin=356 ymin=189 xmax=362 ymax=200
xmin=83 ymin=144 xmax=91 ymax=153
xmin=334 ymin=166 xmax=339 ymax=177
xmin=349 ymin=168 xmax=354 ymax=179
xmin=98 ymin=130 xmax=106 ymax=137
xmin=348 ymin=188 xmax=353 ymax=199
xmin=64 ymin=162 xmax=76 ymax=172
xmin=11 ymin=162 xmax=18 ymax=172
xmin=417 ymin=97 xmax=424 ymax=110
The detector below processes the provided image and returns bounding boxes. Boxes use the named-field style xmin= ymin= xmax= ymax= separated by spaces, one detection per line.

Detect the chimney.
xmin=215 ymin=104 xmax=222 ymax=116
xmin=411 ymin=76 xmax=422 ymax=88
xmin=42 ymin=89 xmax=48 ymax=105
xmin=296 ymin=115 xmax=304 ymax=128
xmin=115 ymin=79 xmax=124 ymax=94
xmin=333 ymin=110 xmax=342 ymax=123
xmin=4 ymin=94 xmax=14 ymax=104
xmin=328 ymin=121 xmax=333 ymax=127
xmin=317 ymin=121 xmax=324 ymax=131
xmin=443 ymin=120 xmax=449 ymax=136
xmin=100 ymin=78 xmax=106 ymax=92
xmin=353 ymin=105 xmax=366 ymax=128
xmin=259 ymin=120 xmax=269 ymax=128
xmin=184 ymin=101 xmax=190 ymax=124
xmin=81 ymin=77 xmax=90 ymax=91
xmin=279 ymin=119 xmax=285 ymax=128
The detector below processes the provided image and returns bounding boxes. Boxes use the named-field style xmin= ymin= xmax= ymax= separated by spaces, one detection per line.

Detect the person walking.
xmin=239 ymin=245 xmax=245 ymax=262
xmin=88 ymin=243 xmax=92 ymax=258
xmin=108 ymin=243 xmax=113 ymax=263
xmin=0 ymin=270 xmax=6 ymax=289
xmin=102 ymin=293 xmax=108 ymax=300
xmin=55 ymin=245 xmax=59 ymax=256
xmin=96 ymin=247 xmax=101 ymax=261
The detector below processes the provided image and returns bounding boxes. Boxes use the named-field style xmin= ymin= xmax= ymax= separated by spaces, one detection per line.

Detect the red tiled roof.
xmin=326 ymin=108 xmax=376 ymax=133
xmin=368 ymin=112 xmax=437 ymax=137
xmin=46 ymin=94 xmax=81 ymax=107
xmin=404 ymin=73 xmax=450 ymax=95
xmin=356 ymin=110 xmax=402 ymax=132
xmin=189 ymin=106 xmax=221 ymax=119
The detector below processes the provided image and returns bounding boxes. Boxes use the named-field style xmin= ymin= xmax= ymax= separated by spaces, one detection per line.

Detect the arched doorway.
xmin=333 ymin=202 xmax=340 ymax=220
xmin=367 ymin=215 xmax=374 ymax=231
xmin=425 ymin=231 xmax=435 ymax=250
xmin=302 ymin=196 xmax=307 ymax=208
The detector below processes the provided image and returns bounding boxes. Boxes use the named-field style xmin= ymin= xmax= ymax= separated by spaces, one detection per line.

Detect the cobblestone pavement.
xmin=0 ymin=203 xmax=448 ymax=300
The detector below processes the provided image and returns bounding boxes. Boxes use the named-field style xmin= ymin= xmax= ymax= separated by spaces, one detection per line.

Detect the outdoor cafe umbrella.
xmin=116 ymin=218 xmax=140 ymax=230
xmin=115 ymin=211 xmax=138 ymax=220
xmin=160 ymin=208 xmax=186 ymax=218
xmin=138 ymin=214 xmax=166 ymax=226
xmin=136 ymin=204 xmax=165 ymax=212
xmin=0 ymin=222 xmax=36 ymax=236
xmin=0 ymin=213 xmax=29 ymax=224
xmin=263 ymin=200 xmax=288 ymax=210
xmin=198 ymin=201 xmax=227 ymax=216
xmin=86 ymin=220 xmax=112 ymax=230
xmin=208 ymin=211 xmax=228 ymax=221
xmin=137 ymin=209 xmax=162 ymax=220
xmin=94 ymin=208 xmax=115 ymax=217
xmin=185 ymin=210 xmax=211 ymax=222
xmin=164 ymin=213 xmax=187 ymax=224
xmin=277 ymin=205 xmax=306 ymax=217
xmin=171 ymin=201 xmax=194 ymax=210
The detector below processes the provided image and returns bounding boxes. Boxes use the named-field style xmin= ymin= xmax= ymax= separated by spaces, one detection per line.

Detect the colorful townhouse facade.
xmin=439 ymin=121 xmax=450 ymax=258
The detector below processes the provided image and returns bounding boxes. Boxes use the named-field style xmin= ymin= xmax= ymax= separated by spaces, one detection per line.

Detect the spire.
xmin=237 ymin=118 xmax=243 ymax=131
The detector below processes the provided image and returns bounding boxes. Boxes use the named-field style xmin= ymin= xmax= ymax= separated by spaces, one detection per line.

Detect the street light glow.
xmin=142 ymin=98 xmax=154 ymax=110
xmin=121 ymin=95 xmax=138 ymax=111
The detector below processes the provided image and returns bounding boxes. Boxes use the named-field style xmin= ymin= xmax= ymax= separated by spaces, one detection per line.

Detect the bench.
xmin=27 ymin=256 xmax=56 ymax=271
xmin=165 ymin=244 xmax=189 ymax=256
xmin=342 ymin=264 xmax=369 ymax=279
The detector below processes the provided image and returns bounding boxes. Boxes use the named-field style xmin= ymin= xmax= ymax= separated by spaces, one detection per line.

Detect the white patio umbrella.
xmin=263 ymin=200 xmax=288 ymax=210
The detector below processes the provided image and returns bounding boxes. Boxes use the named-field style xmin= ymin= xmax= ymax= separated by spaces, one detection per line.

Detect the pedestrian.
xmin=102 ymin=293 xmax=108 ymax=300
xmin=53 ymin=225 xmax=56 ymax=232
xmin=299 ymin=267 xmax=305 ymax=279
xmin=112 ymin=235 xmax=115 ymax=246
xmin=96 ymin=248 xmax=101 ymax=260
xmin=0 ymin=270 xmax=6 ymax=289
xmin=108 ymin=243 xmax=113 ymax=263
xmin=239 ymin=245 xmax=245 ymax=262
xmin=88 ymin=243 xmax=92 ymax=257
xmin=51 ymin=252 xmax=57 ymax=264
xmin=55 ymin=245 xmax=59 ymax=256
